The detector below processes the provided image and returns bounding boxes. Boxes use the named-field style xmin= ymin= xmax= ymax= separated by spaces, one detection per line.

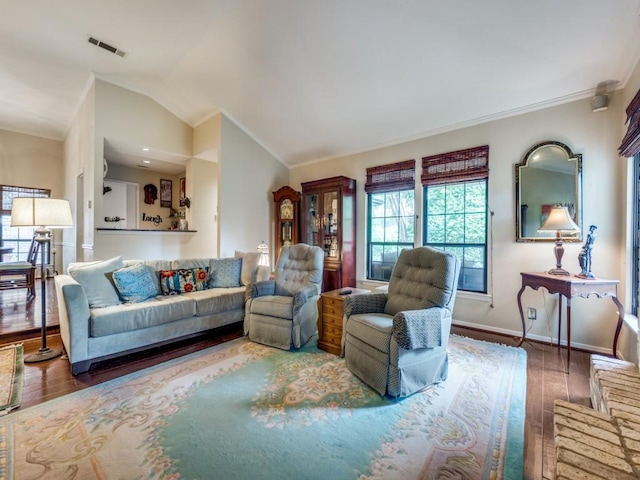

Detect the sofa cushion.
xmin=68 ymin=256 xmax=124 ymax=308
xmin=235 ymin=251 xmax=261 ymax=286
xmin=112 ymin=263 xmax=158 ymax=303
xmin=90 ymin=295 xmax=197 ymax=337
xmin=159 ymin=268 xmax=209 ymax=295
xmin=209 ymin=258 xmax=242 ymax=288
xmin=188 ymin=287 xmax=246 ymax=316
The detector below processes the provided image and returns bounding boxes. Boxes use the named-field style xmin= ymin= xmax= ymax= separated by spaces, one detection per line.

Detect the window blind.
xmin=620 ymin=88 xmax=640 ymax=158
xmin=421 ymin=145 xmax=489 ymax=186
xmin=364 ymin=159 xmax=415 ymax=193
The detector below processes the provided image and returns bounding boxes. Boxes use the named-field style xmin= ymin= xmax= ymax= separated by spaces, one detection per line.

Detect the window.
xmin=1 ymin=185 xmax=50 ymax=262
xmin=365 ymin=160 xmax=415 ymax=281
xmin=421 ymin=146 xmax=489 ymax=293
xmin=621 ymin=88 xmax=640 ymax=315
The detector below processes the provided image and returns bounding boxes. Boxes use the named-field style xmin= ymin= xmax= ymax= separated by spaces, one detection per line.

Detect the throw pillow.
xmin=234 ymin=250 xmax=262 ymax=285
xmin=112 ymin=263 xmax=158 ymax=303
xmin=209 ymin=257 xmax=242 ymax=288
xmin=159 ymin=268 xmax=209 ymax=295
xmin=68 ymin=256 xmax=125 ymax=308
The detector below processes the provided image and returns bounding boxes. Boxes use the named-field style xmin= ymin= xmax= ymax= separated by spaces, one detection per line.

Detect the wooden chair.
xmin=0 ymin=236 xmax=39 ymax=300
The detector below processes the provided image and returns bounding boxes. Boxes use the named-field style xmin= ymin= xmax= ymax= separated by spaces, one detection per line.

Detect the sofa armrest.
xmin=245 ymin=279 xmax=275 ymax=301
xmin=54 ymin=275 xmax=91 ymax=364
xmin=343 ymin=292 xmax=387 ymax=318
xmin=392 ymin=307 xmax=448 ymax=349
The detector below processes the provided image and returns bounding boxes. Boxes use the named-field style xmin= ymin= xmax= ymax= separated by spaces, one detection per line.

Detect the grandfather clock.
xmin=273 ymin=186 xmax=301 ymax=258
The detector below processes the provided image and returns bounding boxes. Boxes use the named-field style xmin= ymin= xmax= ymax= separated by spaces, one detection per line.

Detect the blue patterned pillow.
xmin=159 ymin=268 xmax=209 ymax=295
xmin=112 ymin=263 xmax=158 ymax=303
xmin=209 ymin=258 xmax=242 ymax=288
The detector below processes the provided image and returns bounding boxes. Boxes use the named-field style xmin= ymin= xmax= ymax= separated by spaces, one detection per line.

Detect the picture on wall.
xmin=160 ymin=179 xmax=172 ymax=208
xmin=179 ymin=177 xmax=186 ymax=207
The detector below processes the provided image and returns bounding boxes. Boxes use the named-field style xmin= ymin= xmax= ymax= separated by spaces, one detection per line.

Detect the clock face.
xmin=281 ymin=199 xmax=294 ymax=220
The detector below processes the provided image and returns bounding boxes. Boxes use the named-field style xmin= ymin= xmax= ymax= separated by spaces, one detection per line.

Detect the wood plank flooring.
xmin=0 ymin=279 xmax=593 ymax=480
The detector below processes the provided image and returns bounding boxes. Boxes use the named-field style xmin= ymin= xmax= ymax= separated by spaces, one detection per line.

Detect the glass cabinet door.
xmin=304 ymin=193 xmax=320 ymax=247
xmin=322 ymin=190 xmax=339 ymax=258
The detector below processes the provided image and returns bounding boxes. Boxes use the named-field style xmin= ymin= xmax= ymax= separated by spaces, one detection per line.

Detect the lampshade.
xmin=11 ymin=198 xmax=73 ymax=228
xmin=537 ymin=206 xmax=579 ymax=234
xmin=257 ymin=241 xmax=270 ymax=267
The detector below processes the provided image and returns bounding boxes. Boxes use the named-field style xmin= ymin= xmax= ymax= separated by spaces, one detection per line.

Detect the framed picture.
xmin=179 ymin=177 xmax=186 ymax=207
xmin=160 ymin=179 xmax=172 ymax=208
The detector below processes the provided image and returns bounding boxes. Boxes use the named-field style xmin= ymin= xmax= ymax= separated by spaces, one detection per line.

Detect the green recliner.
xmin=342 ymin=246 xmax=460 ymax=398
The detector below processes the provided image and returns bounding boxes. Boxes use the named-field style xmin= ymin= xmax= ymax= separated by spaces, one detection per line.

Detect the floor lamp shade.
xmin=10 ymin=198 xmax=73 ymax=228
xmin=10 ymin=197 xmax=72 ymax=363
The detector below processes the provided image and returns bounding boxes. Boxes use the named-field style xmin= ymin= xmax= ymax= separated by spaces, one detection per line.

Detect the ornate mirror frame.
xmin=515 ymin=141 xmax=582 ymax=242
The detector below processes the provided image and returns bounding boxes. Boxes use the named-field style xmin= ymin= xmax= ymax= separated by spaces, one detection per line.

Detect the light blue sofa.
xmin=55 ymin=254 xmax=267 ymax=374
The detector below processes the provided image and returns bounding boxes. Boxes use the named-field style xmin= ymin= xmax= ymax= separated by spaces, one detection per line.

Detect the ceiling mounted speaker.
xmin=592 ymin=94 xmax=609 ymax=113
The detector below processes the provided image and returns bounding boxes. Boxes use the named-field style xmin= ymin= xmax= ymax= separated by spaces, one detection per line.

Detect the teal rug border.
xmin=503 ymin=343 xmax=527 ymax=479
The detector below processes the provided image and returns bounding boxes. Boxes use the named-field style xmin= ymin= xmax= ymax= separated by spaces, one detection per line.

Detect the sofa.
xmin=55 ymin=252 xmax=268 ymax=374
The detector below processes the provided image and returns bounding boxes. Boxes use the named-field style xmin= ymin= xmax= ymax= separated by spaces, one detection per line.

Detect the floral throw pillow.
xmin=159 ymin=268 xmax=209 ymax=295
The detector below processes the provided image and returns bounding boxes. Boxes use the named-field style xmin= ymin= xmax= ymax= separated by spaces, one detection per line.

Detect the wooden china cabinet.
xmin=273 ymin=186 xmax=301 ymax=258
xmin=301 ymin=176 xmax=356 ymax=292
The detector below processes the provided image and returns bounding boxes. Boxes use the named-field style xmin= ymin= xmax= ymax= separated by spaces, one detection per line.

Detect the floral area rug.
xmin=0 ymin=344 xmax=23 ymax=416
xmin=0 ymin=335 xmax=526 ymax=479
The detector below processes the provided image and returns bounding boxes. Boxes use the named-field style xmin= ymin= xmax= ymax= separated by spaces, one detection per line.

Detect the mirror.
xmin=515 ymin=141 xmax=582 ymax=242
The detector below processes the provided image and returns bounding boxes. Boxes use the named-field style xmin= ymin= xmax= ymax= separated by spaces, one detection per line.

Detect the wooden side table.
xmin=516 ymin=272 xmax=624 ymax=369
xmin=317 ymin=288 xmax=369 ymax=355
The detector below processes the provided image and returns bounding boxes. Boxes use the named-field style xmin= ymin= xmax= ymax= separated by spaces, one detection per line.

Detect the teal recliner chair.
xmin=244 ymin=243 xmax=324 ymax=350
xmin=342 ymin=246 xmax=460 ymax=398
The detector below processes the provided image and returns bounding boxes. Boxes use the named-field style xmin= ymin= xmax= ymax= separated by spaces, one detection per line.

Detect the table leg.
xmin=557 ymin=294 xmax=563 ymax=348
xmin=611 ymin=296 xmax=624 ymax=358
xmin=516 ymin=285 xmax=527 ymax=346
xmin=566 ymin=297 xmax=571 ymax=373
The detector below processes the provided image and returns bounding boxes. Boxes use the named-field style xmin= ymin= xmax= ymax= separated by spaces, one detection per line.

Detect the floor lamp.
xmin=11 ymin=197 xmax=73 ymax=363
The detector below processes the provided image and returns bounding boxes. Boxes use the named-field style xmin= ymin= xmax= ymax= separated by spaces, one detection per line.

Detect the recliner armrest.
xmin=343 ymin=292 xmax=387 ymax=318
xmin=292 ymin=284 xmax=319 ymax=315
xmin=392 ymin=307 xmax=448 ymax=349
xmin=246 ymin=280 xmax=275 ymax=301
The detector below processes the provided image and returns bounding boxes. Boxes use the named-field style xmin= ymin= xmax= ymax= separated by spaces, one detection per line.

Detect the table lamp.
xmin=11 ymin=197 xmax=73 ymax=362
xmin=537 ymin=205 xmax=579 ymax=275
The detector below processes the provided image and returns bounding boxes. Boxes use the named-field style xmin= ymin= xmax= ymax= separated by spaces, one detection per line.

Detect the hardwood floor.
xmin=0 ymin=279 xmax=593 ymax=480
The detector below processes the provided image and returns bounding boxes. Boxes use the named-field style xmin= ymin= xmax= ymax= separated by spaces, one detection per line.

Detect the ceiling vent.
xmin=88 ymin=36 xmax=126 ymax=57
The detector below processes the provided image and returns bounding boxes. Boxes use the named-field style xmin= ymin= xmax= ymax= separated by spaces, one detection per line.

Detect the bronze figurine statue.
xmin=577 ymin=225 xmax=597 ymax=279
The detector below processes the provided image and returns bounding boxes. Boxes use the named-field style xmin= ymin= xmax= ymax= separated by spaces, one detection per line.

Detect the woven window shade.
xmin=619 ymin=88 xmax=640 ymax=158
xmin=365 ymin=159 xmax=415 ymax=193
xmin=421 ymin=145 xmax=489 ymax=186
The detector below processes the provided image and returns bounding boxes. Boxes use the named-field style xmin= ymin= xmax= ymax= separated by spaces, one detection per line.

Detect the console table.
xmin=516 ymin=272 xmax=624 ymax=369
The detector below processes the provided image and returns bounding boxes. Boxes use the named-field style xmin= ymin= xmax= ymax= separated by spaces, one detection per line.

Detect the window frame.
xmin=421 ymin=146 xmax=489 ymax=293
xmin=365 ymin=160 xmax=416 ymax=282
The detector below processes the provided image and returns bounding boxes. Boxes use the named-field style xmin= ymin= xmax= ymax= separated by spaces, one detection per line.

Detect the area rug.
xmin=0 ymin=335 xmax=526 ymax=479
xmin=0 ymin=344 xmax=23 ymax=416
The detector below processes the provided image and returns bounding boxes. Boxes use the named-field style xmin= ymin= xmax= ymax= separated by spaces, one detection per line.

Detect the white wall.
xmin=290 ymin=93 xmax=626 ymax=354
xmin=218 ymin=114 xmax=289 ymax=258
xmin=0 ymin=129 xmax=66 ymax=271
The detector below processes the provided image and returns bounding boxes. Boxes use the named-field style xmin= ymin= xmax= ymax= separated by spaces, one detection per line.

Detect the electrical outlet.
xmin=527 ymin=307 xmax=537 ymax=320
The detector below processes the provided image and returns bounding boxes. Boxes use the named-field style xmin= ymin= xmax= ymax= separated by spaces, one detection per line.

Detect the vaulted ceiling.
xmin=2 ymin=0 xmax=639 ymax=167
